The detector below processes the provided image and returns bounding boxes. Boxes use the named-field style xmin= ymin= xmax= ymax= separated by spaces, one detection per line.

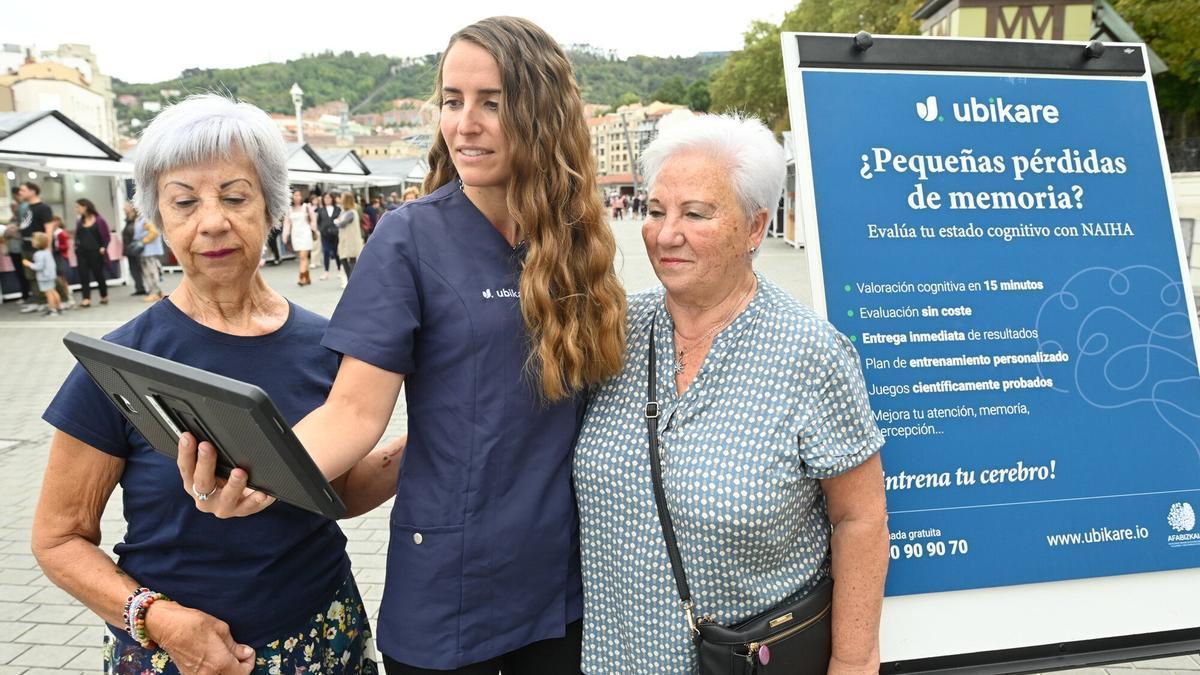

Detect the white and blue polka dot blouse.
xmin=574 ymin=275 xmax=884 ymax=674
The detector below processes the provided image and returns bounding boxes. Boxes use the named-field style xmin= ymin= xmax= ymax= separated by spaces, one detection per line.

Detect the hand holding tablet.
xmin=177 ymin=432 xmax=277 ymax=518
xmin=63 ymin=332 xmax=347 ymax=519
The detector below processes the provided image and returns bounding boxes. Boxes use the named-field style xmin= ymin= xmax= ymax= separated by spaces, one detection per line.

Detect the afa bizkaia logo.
xmin=1167 ymin=502 xmax=1199 ymax=548
xmin=915 ymin=96 xmax=1060 ymax=125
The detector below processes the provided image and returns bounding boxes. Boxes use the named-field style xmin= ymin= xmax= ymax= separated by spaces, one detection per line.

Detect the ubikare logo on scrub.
xmin=482 ymin=287 xmax=520 ymax=300
xmin=916 ymin=95 xmax=1060 ymax=124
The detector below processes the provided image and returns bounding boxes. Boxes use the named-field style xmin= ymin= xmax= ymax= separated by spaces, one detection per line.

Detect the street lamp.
xmin=619 ymin=111 xmax=639 ymax=194
xmin=290 ymin=82 xmax=305 ymax=144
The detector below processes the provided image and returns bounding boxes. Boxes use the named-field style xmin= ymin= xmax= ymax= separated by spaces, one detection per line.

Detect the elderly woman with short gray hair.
xmin=573 ymin=114 xmax=889 ymax=674
xmin=31 ymin=94 xmax=386 ymax=674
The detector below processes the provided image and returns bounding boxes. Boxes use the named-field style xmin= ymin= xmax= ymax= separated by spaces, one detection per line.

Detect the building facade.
xmin=0 ymin=44 xmax=117 ymax=147
xmin=589 ymin=101 xmax=691 ymax=193
xmin=916 ymin=0 xmax=1094 ymax=40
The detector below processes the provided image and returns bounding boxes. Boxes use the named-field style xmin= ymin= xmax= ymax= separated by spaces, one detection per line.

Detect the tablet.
xmin=63 ymin=332 xmax=346 ymax=520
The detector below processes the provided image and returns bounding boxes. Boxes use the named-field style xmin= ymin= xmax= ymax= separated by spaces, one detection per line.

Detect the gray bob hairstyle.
xmin=640 ymin=113 xmax=785 ymax=221
xmin=133 ymin=94 xmax=289 ymax=228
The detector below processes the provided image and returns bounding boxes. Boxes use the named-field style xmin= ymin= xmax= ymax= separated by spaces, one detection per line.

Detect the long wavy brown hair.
xmin=425 ymin=16 xmax=626 ymax=401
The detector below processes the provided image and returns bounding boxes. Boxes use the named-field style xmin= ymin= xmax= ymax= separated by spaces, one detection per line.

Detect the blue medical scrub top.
xmin=323 ymin=181 xmax=585 ymax=669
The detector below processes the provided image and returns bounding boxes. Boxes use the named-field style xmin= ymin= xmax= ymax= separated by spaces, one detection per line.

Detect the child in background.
xmin=23 ymin=232 xmax=62 ymax=316
xmin=49 ymin=216 xmax=74 ymax=309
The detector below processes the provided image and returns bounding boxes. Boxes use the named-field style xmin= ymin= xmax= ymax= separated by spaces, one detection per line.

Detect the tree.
xmin=116 ymin=49 xmax=728 ymax=117
xmin=790 ymin=0 xmax=923 ymax=35
xmin=709 ymin=20 xmax=790 ymax=131
xmin=710 ymin=0 xmax=922 ymax=132
xmin=686 ymin=79 xmax=711 ymax=112
xmin=616 ymin=91 xmax=642 ymax=108
xmin=653 ymin=76 xmax=688 ymax=105
xmin=1112 ymin=0 xmax=1200 ymax=142
xmin=1111 ymin=0 xmax=1200 ymax=83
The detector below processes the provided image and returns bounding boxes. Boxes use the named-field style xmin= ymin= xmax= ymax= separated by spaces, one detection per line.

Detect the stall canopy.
xmin=315 ymin=148 xmax=399 ymax=186
xmin=284 ymin=142 xmax=330 ymax=183
xmin=285 ymin=144 xmax=399 ymax=186
xmin=319 ymin=149 xmax=370 ymax=176
xmin=362 ymin=157 xmax=427 ymax=189
xmin=0 ymin=110 xmax=129 ymax=299
xmin=0 ymin=110 xmax=129 ymax=175
xmin=1 ymin=114 xmax=415 ymax=191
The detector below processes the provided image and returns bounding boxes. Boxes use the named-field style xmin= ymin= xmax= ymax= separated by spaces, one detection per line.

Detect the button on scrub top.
xmin=323 ymin=181 xmax=584 ymax=669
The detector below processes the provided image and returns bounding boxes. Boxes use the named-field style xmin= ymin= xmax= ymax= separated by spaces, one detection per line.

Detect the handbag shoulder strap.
xmin=646 ymin=325 xmax=700 ymax=632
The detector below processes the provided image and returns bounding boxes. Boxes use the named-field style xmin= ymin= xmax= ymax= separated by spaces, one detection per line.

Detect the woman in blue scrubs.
xmin=181 ymin=16 xmax=627 ymax=674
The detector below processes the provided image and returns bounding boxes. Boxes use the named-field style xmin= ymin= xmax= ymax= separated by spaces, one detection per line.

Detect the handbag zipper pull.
xmin=749 ymin=641 xmax=771 ymax=667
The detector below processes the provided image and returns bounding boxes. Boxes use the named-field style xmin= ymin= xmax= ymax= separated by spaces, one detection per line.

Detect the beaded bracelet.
xmin=122 ymin=587 xmax=150 ymax=638
xmin=132 ymin=591 xmax=165 ymax=649
xmin=123 ymin=587 xmax=168 ymax=650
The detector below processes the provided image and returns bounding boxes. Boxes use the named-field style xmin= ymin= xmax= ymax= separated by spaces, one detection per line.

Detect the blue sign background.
xmin=801 ymin=70 xmax=1200 ymax=595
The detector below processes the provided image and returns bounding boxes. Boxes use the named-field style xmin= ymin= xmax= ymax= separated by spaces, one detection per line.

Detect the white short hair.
xmin=133 ymin=94 xmax=289 ymax=228
xmin=640 ymin=113 xmax=785 ymax=221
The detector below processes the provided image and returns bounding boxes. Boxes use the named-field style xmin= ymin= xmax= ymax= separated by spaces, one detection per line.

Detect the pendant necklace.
xmin=672 ymin=277 xmax=757 ymax=375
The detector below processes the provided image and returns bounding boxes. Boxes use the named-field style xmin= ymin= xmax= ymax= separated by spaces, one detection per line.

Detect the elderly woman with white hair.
xmin=31 ymin=95 xmax=387 ymax=674
xmin=573 ymin=114 xmax=888 ymax=674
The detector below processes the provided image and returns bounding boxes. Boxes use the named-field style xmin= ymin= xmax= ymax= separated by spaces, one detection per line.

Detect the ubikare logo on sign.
xmin=916 ymin=96 xmax=940 ymax=122
xmin=916 ymin=95 xmax=1059 ymax=125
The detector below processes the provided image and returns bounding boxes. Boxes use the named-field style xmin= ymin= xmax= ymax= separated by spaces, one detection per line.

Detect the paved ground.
xmin=0 ymin=218 xmax=1194 ymax=673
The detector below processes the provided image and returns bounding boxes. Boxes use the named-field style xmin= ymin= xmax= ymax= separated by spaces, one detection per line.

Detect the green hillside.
xmin=112 ymin=49 xmax=727 ymax=122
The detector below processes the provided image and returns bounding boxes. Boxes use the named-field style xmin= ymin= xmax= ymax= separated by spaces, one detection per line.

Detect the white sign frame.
xmin=781 ymin=31 xmax=1200 ymax=667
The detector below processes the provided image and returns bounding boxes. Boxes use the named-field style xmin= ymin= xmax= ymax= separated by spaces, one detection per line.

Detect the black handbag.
xmin=645 ymin=326 xmax=833 ymax=674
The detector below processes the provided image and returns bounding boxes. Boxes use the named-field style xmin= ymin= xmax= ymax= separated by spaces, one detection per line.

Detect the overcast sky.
xmin=8 ymin=0 xmax=795 ymax=84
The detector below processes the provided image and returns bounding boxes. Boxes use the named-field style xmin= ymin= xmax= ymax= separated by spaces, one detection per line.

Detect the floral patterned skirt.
xmin=104 ymin=574 xmax=378 ymax=674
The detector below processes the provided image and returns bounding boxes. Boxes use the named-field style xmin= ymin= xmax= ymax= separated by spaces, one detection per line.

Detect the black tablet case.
xmin=63 ymin=332 xmax=346 ymax=519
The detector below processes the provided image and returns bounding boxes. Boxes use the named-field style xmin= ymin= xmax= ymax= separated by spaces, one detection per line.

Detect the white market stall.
xmin=0 ymin=110 xmax=130 ymax=300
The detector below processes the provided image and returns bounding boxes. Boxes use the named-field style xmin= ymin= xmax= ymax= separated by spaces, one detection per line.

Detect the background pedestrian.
xmin=122 ymin=203 xmax=147 ymax=295
xmin=22 ymin=232 xmax=61 ymax=316
xmin=73 ymin=198 xmax=111 ymax=307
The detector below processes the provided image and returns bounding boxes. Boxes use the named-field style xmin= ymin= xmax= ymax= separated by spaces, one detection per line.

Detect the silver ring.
xmin=192 ymin=484 xmax=217 ymax=502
